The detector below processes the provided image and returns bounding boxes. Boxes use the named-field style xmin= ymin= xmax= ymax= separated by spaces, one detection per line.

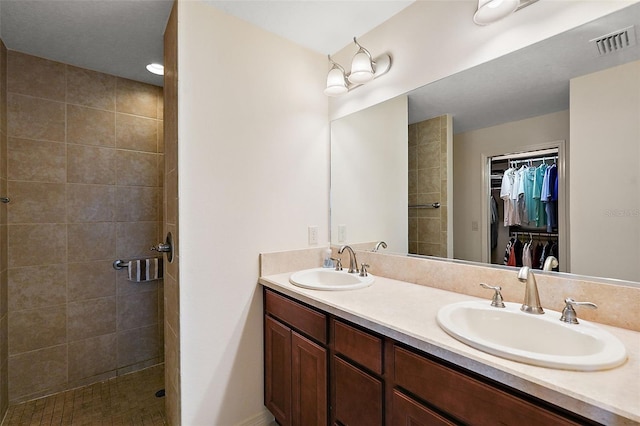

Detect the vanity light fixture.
xmin=323 ymin=37 xmax=391 ymax=97
xmin=146 ymin=63 xmax=164 ymax=75
xmin=473 ymin=0 xmax=538 ymax=25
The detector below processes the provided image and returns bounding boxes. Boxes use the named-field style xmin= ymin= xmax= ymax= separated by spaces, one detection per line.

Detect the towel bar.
xmin=113 ymin=259 xmax=129 ymax=270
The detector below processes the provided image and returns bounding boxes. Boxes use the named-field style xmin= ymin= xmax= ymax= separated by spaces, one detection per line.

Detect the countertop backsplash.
xmin=259 ymin=247 xmax=640 ymax=332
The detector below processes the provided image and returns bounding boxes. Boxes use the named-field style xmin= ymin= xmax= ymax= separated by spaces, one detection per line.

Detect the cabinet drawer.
xmin=394 ymin=346 xmax=581 ymax=426
xmin=333 ymin=319 xmax=383 ymax=375
xmin=334 ymin=356 xmax=383 ymax=426
xmin=391 ymin=390 xmax=455 ymax=426
xmin=265 ymin=290 xmax=327 ymax=344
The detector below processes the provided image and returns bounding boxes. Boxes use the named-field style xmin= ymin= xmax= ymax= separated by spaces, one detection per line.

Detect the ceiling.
xmin=1 ymin=0 xmax=638 ymax=133
xmin=0 ymin=0 xmax=413 ymax=87
xmin=408 ymin=2 xmax=640 ymax=133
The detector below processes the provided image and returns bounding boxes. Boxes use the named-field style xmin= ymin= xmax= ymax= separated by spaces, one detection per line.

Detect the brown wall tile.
xmin=68 ymin=333 xmax=117 ymax=381
xmin=7 ymin=181 xmax=66 ymax=223
xmin=117 ymin=290 xmax=158 ymax=331
xmin=115 ymin=186 xmax=158 ymax=222
xmin=116 ymin=78 xmax=158 ymax=118
xmin=7 ymin=138 xmax=65 ymax=183
xmin=68 ymin=261 xmax=116 ymax=302
xmin=116 ymin=150 xmax=157 ymax=186
xmin=116 ymin=222 xmax=157 ymax=260
xmin=67 ymin=66 xmax=116 ymax=111
xmin=7 ymin=94 xmax=65 ymax=142
xmin=8 ymin=265 xmax=66 ymax=311
xmin=1 ymin=132 xmax=6 ymax=180
xmin=67 ymin=144 xmax=116 ymax=185
xmin=157 ymin=121 xmax=164 ymax=154
xmin=116 ymin=114 xmax=157 ymax=152
xmin=117 ymin=325 xmax=159 ymax=368
xmin=67 ymin=223 xmax=115 ymax=261
xmin=67 ymin=105 xmax=115 ymax=147
xmin=8 ymin=224 xmax=66 ymax=268
xmin=8 ymin=305 xmax=66 ymax=354
xmin=67 ymin=184 xmax=115 ymax=223
xmin=116 ymin=268 xmax=158 ymax=296
xmin=8 ymin=345 xmax=67 ymax=399
xmin=7 ymin=51 xmax=66 ymax=102
xmin=6 ymin=51 xmax=165 ymax=399
xmin=68 ymin=297 xmax=116 ymax=341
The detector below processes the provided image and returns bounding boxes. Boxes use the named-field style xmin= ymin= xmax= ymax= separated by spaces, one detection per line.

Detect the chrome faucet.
xmin=372 ymin=241 xmax=387 ymax=252
xmin=517 ymin=266 xmax=544 ymax=314
xmin=338 ymin=245 xmax=359 ymax=274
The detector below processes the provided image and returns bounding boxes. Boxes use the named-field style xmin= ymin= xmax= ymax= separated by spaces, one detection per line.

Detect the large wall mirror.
xmin=331 ymin=3 xmax=640 ymax=284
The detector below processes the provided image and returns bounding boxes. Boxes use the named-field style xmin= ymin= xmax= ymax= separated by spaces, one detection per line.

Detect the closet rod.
xmin=509 ymin=156 xmax=557 ymax=166
xmin=492 ymin=148 xmax=558 ymax=161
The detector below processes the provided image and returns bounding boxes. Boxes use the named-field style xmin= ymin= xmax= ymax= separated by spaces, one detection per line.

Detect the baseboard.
xmin=236 ymin=407 xmax=275 ymax=426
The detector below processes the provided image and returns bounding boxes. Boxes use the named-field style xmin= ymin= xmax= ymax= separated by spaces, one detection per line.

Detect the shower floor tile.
xmin=2 ymin=364 xmax=166 ymax=426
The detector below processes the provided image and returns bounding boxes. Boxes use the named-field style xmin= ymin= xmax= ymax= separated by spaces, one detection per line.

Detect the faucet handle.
xmin=359 ymin=263 xmax=370 ymax=277
xmin=331 ymin=258 xmax=343 ymax=271
xmin=560 ymin=298 xmax=597 ymax=324
xmin=479 ymin=283 xmax=505 ymax=308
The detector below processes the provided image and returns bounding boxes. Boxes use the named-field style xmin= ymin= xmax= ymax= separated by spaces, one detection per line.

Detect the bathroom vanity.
xmin=260 ymin=268 xmax=640 ymax=426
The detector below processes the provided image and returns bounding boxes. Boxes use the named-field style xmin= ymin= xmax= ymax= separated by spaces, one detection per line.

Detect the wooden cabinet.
xmin=264 ymin=288 xmax=597 ymax=426
xmin=391 ymin=390 xmax=455 ymax=426
xmin=333 ymin=356 xmax=383 ymax=426
xmin=332 ymin=319 xmax=384 ymax=426
xmin=265 ymin=316 xmax=292 ymax=425
xmin=265 ymin=290 xmax=327 ymax=426
xmin=393 ymin=346 xmax=584 ymax=426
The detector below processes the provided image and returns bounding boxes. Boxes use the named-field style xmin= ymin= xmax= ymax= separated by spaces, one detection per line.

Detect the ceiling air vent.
xmin=590 ymin=25 xmax=637 ymax=56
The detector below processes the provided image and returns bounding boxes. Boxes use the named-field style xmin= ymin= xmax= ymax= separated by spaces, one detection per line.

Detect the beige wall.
xmin=328 ymin=1 xmax=636 ymax=120
xmin=0 ymin=37 xmax=8 ymax=420
xmin=453 ymin=110 xmax=569 ymax=262
xmin=408 ymin=114 xmax=452 ymax=258
xmin=331 ymin=95 xmax=408 ymax=253
xmin=178 ymin=2 xmax=329 ymax=424
xmin=5 ymin=51 xmax=164 ymax=402
xmin=570 ymin=61 xmax=640 ymax=282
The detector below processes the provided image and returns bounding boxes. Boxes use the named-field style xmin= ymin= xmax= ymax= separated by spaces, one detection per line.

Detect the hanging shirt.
xmin=522 ymin=242 xmax=533 ymax=268
xmin=500 ymin=168 xmax=518 ymax=226
xmin=517 ymin=166 xmax=528 ymax=225
xmin=532 ymin=164 xmax=548 ymax=227
xmin=523 ymin=166 xmax=536 ymax=226
xmin=490 ymin=194 xmax=499 ymax=249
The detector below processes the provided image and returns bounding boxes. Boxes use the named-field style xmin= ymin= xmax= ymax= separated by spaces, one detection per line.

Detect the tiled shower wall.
xmin=1 ymin=39 xmax=9 ymax=420
xmin=408 ymin=115 xmax=449 ymax=257
xmin=5 ymin=51 xmax=164 ymax=403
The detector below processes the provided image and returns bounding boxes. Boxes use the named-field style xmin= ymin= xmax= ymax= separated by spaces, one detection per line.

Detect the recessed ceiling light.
xmin=146 ymin=63 xmax=164 ymax=75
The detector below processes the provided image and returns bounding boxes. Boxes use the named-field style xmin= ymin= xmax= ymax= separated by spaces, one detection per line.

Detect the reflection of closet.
xmin=489 ymin=148 xmax=562 ymax=270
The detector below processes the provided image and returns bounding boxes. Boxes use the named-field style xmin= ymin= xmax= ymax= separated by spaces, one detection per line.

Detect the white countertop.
xmin=259 ymin=272 xmax=640 ymax=425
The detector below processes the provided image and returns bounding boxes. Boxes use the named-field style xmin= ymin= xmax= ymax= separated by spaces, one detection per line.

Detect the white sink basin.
xmin=437 ymin=301 xmax=627 ymax=371
xmin=289 ymin=268 xmax=374 ymax=291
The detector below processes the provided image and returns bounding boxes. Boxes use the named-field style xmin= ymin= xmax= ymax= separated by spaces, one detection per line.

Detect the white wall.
xmin=177 ymin=1 xmax=329 ymax=424
xmin=328 ymin=0 xmax=636 ymax=120
xmin=569 ymin=61 xmax=640 ymax=282
xmin=453 ymin=110 xmax=570 ymax=262
xmin=331 ymin=96 xmax=408 ymax=252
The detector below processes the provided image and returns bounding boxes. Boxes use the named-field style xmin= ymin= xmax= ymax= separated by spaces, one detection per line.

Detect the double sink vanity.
xmin=259 ymin=247 xmax=639 ymax=425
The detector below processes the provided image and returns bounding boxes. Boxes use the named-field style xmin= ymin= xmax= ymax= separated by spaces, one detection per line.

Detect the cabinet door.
xmin=265 ymin=316 xmax=292 ymax=426
xmin=334 ymin=356 xmax=383 ymax=426
xmin=292 ymin=332 xmax=327 ymax=426
xmin=392 ymin=390 xmax=455 ymax=426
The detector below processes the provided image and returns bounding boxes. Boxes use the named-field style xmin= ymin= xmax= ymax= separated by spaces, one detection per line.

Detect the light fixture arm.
xmin=353 ymin=37 xmax=374 ymax=65
xmin=327 ymin=54 xmax=346 ymax=74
